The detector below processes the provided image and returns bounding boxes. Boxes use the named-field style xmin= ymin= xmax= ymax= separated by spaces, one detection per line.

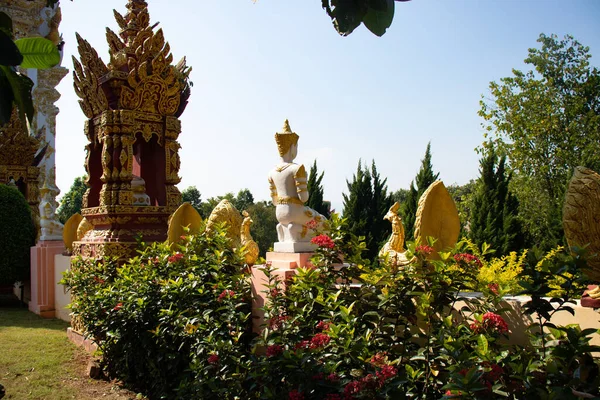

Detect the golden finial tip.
xmin=282 ymin=119 xmax=292 ymax=133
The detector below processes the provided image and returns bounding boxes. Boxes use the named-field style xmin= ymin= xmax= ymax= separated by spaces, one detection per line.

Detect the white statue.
xmin=268 ymin=120 xmax=325 ymax=252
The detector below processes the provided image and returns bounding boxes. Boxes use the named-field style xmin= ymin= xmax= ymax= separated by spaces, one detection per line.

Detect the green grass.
xmin=0 ymin=306 xmax=135 ymax=400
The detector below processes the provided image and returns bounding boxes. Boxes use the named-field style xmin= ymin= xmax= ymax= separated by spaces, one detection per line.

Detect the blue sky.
xmin=54 ymin=0 xmax=600 ymax=212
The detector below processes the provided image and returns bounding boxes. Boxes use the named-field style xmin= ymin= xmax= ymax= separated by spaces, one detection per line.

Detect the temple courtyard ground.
xmin=0 ymin=296 xmax=138 ymax=400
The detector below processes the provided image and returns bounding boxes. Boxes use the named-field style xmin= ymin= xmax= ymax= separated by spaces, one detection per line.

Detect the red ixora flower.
xmin=344 ymin=380 xmax=363 ymax=396
xmin=316 ymin=320 xmax=331 ymax=331
xmin=488 ymin=283 xmax=500 ymax=295
xmin=376 ymin=364 xmax=397 ymax=381
xmin=218 ymin=289 xmax=235 ymax=302
xmin=326 ymin=372 xmax=340 ymax=382
xmin=207 ymin=354 xmax=219 ymax=365
xmin=311 ymin=234 xmax=335 ymax=249
xmin=268 ymin=315 xmax=289 ymax=330
xmin=288 ymin=390 xmax=304 ymax=400
xmin=168 ymin=252 xmax=184 ymax=263
xmin=113 ymin=302 xmax=123 ymax=311
xmin=453 ymin=253 xmax=483 ymax=268
xmin=471 ymin=312 xmax=509 ymax=334
xmin=369 ymin=352 xmax=388 ymax=367
xmin=310 ymin=333 xmax=331 ymax=349
xmin=415 ymin=245 xmax=434 ymax=256
xmin=266 ymin=344 xmax=283 ymax=357
xmin=295 ymin=340 xmax=311 ymax=351
xmin=325 ymin=394 xmax=342 ymax=400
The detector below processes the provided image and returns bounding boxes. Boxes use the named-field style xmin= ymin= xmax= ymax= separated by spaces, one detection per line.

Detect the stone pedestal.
xmin=251 ymin=252 xmax=313 ymax=333
xmin=273 ymin=242 xmax=317 ymax=253
xmin=581 ymin=285 xmax=600 ymax=309
xmin=29 ymin=240 xmax=64 ymax=318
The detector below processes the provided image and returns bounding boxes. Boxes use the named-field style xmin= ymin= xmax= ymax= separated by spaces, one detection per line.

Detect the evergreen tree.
xmin=57 ymin=176 xmax=87 ymax=224
xmin=181 ymin=186 xmax=202 ymax=213
xmin=306 ymin=160 xmax=330 ymax=218
xmin=342 ymin=160 xmax=392 ymax=261
xmin=247 ymin=201 xmax=278 ymax=258
xmin=402 ymin=142 xmax=439 ymax=241
xmin=469 ymin=147 xmax=523 ymax=256
xmin=234 ymin=189 xmax=254 ymax=212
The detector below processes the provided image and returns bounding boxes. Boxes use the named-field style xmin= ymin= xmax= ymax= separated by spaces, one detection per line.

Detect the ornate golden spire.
xmin=275 ymin=119 xmax=299 ymax=157
xmin=72 ymin=0 xmax=191 ymax=118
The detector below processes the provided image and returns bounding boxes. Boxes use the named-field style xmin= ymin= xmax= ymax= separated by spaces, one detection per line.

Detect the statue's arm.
xmin=268 ymin=176 xmax=278 ymax=204
xmin=294 ymin=164 xmax=308 ymax=203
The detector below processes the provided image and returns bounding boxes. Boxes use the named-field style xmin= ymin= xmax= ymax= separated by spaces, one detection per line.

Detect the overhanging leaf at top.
xmin=15 ymin=37 xmax=60 ymax=69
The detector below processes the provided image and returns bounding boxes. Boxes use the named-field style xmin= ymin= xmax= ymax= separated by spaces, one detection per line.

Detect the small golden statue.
xmin=379 ymin=202 xmax=412 ymax=267
xmin=241 ymin=210 xmax=259 ymax=266
xmin=268 ymin=120 xmax=326 ymax=252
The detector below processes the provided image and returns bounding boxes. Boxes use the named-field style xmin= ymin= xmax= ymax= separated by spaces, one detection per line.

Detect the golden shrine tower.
xmin=72 ymin=0 xmax=191 ymax=258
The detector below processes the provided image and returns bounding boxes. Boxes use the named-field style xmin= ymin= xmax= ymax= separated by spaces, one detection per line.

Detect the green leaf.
xmin=363 ymin=0 xmax=395 ymax=36
xmin=14 ymin=37 xmax=60 ymax=69
xmin=477 ymin=334 xmax=488 ymax=356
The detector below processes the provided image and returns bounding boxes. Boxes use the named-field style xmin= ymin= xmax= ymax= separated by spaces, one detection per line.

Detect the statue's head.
xmin=275 ymin=119 xmax=299 ymax=158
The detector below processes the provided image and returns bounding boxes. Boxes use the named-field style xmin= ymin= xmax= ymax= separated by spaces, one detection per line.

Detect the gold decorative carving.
xmin=0 ymin=108 xmax=41 ymax=166
xmin=206 ymin=199 xmax=243 ymax=249
xmin=379 ymin=202 xmax=413 ymax=267
xmin=274 ymin=119 xmax=299 ymax=157
xmin=563 ymin=167 xmax=600 ymax=281
xmin=414 ymin=181 xmax=460 ymax=257
xmin=241 ymin=210 xmax=259 ymax=266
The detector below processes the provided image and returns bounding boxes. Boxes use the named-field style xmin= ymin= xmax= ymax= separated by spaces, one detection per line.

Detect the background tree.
xmin=447 ymin=180 xmax=476 ymax=235
xmin=479 ymin=33 xmax=600 ymax=250
xmin=57 ymin=176 xmax=87 ymax=223
xmin=233 ymin=188 xmax=254 ymax=212
xmin=306 ymin=160 xmax=330 ymax=218
xmin=246 ymin=201 xmax=278 ymax=258
xmin=342 ymin=160 xmax=392 ymax=261
xmin=469 ymin=147 xmax=523 ymax=257
xmin=181 ymin=186 xmax=202 ymax=214
xmin=402 ymin=142 xmax=439 ymax=242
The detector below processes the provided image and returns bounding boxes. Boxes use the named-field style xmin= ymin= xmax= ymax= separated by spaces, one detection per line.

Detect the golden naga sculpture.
xmin=563 ymin=167 xmax=600 ymax=305
xmin=241 ymin=210 xmax=259 ymax=266
xmin=167 ymin=199 xmax=259 ymax=265
xmin=166 ymin=202 xmax=203 ymax=245
xmin=62 ymin=213 xmax=84 ymax=254
xmin=414 ymin=180 xmax=460 ymax=258
xmin=379 ymin=202 xmax=412 ymax=267
xmin=71 ymin=0 xmax=192 ymax=259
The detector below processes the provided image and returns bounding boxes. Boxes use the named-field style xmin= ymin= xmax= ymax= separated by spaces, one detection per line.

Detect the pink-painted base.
xmin=251 ymin=252 xmax=313 ymax=333
xmin=29 ymin=240 xmax=65 ymax=318
xmin=581 ymin=285 xmax=600 ymax=309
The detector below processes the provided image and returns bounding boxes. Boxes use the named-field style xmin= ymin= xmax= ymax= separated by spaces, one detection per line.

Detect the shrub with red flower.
xmin=415 ymin=245 xmax=434 ymax=256
xmin=310 ymin=333 xmax=331 ymax=349
xmin=316 ymin=320 xmax=331 ymax=331
xmin=344 ymin=380 xmax=363 ymax=397
xmin=266 ymin=344 xmax=283 ymax=357
xmin=113 ymin=302 xmax=123 ymax=311
xmin=376 ymin=364 xmax=397 ymax=382
xmin=294 ymin=340 xmax=311 ymax=351
xmin=268 ymin=315 xmax=290 ymax=330
xmin=207 ymin=354 xmax=219 ymax=365
xmin=217 ymin=289 xmax=235 ymax=302
xmin=311 ymin=234 xmax=335 ymax=249
xmin=488 ymin=283 xmax=500 ymax=295
xmin=369 ymin=352 xmax=388 ymax=367
xmin=168 ymin=252 xmax=184 ymax=263
xmin=326 ymin=373 xmax=340 ymax=382
xmin=470 ymin=312 xmax=509 ymax=334
xmin=288 ymin=389 xmax=304 ymax=400
xmin=453 ymin=253 xmax=483 ymax=268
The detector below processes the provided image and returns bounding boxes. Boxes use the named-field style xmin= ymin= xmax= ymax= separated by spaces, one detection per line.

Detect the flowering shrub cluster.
xmin=63 ymin=214 xmax=600 ymax=399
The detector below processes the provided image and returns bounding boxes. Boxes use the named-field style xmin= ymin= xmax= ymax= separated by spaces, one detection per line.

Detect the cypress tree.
xmin=306 ymin=160 xmax=330 ymax=218
xmin=469 ymin=147 xmax=523 ymax=256
xmin=402 ymin=142 xmax=440 ymax=241
xmin=342 ymin=160 xmax=392 ymax=261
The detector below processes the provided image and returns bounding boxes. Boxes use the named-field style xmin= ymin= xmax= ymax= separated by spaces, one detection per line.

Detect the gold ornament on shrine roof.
xmin=275 ymin=119 xmax=299 ymax=157
xmin=0 ymin=108 xmax=41 ymax=167
xmin=72 ymin=0 xmax=192 ymax=119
